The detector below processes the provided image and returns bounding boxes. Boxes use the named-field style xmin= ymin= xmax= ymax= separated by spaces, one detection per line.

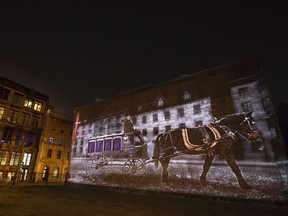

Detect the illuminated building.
xmin=34 ymin=109 xmax=73 ymax=183
xmin=70 ymin=55 xmax=287 ymax=179
xmin=0 ymin=76 xmax=49 ymax=182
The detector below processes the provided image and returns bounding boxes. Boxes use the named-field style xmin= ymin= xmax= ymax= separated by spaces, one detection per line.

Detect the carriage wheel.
xmin=123 ymin=156 xmax=146 ymax=184
xmin=85 ymin=154 xmax=108 ymax=181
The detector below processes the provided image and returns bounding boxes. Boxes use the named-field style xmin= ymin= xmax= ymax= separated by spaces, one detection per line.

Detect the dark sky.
xmin=0 ymin=1 xmax=287 ymax=116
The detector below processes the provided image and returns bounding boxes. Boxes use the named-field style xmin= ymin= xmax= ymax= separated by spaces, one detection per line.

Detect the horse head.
xmin=215 ymin=111 xmax=259 ymax=141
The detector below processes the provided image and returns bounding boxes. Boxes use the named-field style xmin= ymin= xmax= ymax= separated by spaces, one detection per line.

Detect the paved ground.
xmin=0 ymin=183 xmax=288 ymax=216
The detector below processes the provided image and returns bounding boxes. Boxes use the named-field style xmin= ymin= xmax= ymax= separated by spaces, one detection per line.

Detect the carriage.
xmin=85 ymin=132 xmax=154 ymax=184
xmin=84 ymin=112 xmax=260 ymax=189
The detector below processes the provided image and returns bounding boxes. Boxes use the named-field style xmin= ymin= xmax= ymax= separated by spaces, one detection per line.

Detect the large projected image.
xmin=69 ymin=76 xmax=287 ymax=201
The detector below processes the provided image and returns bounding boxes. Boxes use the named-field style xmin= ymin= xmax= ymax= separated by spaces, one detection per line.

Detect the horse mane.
xmin=215 ymin=113 xmax=247 ymax=125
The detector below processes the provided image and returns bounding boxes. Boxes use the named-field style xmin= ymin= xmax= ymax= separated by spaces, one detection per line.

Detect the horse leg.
xmin=222 ymin=150 xmax=253 ymax=190
xmin=160 ymin=158 xmax=171 ymax=184
xmin=200 ymin=154 xmax=215 ymax=187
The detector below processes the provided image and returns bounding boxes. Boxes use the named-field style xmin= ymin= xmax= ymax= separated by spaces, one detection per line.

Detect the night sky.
xmin=0 ymin=1 xmax=287 ymax=117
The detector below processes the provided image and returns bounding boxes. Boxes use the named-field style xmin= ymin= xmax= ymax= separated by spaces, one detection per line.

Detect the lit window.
xmin=49 ymin=137 xmax=54 ymax=144
xmin=22 ymin=153 xmax=31 ymax=165
xmin=0 ymin=150 xmax=9 ymax=165
xmin=0 ymin=107 xmax=5 ymax=120
xmin=53 ymin=168 xmax=59 ymax=177
xmin=24 ymin=98 xmax=33 ymax=108
xmin=33 ymin=101 xmax=42 ymax=112
xmin=9 ymin=152 xmax=21 ymax=166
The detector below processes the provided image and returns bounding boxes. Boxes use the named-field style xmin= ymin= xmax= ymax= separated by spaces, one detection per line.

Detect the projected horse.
xmin=153 ymin=112 xmax=259 ymax=190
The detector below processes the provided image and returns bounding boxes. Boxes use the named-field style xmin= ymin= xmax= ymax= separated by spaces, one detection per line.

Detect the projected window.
xmin=179 ymin=123 xmax=186 ymax=129
xmin=193 ymin=104 xmax=201 ymax=114
xmin=157 ymin=97 xmax=164 ymax=107
xmin=153 ymin=127 xmax=159 ymax=135
xmin=238 ymin=87 xmax=248 ymax=97
xmin=242 ymin=102 xmax=252 ymax=112
xmin=153 ymin=114 xmax=158 ymax=122
xmin=177 ymin=108 xmax=184 ymax=118
xmin=183 ymin=90 xmax=191 ymax=100
xmin=142 ymin=116 xmax=147 ymax=124
xmin=164 ymin=111 xmax=170 ymax=120
xmin=165 ymin=125 xmax=171 ymax=132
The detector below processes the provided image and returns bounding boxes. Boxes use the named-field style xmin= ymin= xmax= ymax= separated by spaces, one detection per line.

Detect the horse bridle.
xmin=238 ymin=117 xmax=258 ymax=140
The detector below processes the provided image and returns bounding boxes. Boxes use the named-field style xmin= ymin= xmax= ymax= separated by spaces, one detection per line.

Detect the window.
xmin=238 ymin=87 xmax=248 ymax=97
xmin=262 ymin=97 xmax=272 ymax=109
xmin=242 ymin=102 xmax=252 ymax=112
xmin=9 ymin=152 xmax=21 ymax=166
xmin=179 ymin=123 xmax=186 ymax=129
xmin=12 ymin=93 xmax=23 ymax=106
xmin=22 ymin=153 xmax=31 ymax=165
xmin=0 ymin=107 xmax=5 ymax=120
xmin=49 ymin=137 xmax=54 ymax=144
xmin=0 ymin=87 xmax=10 ymax=100
xmin=58 ymin=139 xmax=63 ymax=145
xmin=26 ymin=133 xmax=36 ymax=146
xmin=153 ymin=127 xmax=159 ymax=135
xmin=31 ymin=116 xmax=40 ymax=128
xmin=142 ymin=116 xmax=147 ymax=124
xmin=153 ymin=113 xmax=158 ymax=122
xmin=193 ymin=104 xmax=201 ymax=114
xmin=157 ymin=97 xmax=164 ymax=107
xmin=15 ymin=132 xmax=24 ymax=145
xmin=165 ymin=125 xmax=171 ymax=132
xmin=0 ymin=150 xmax=9 ymax=165
xmin=57 ymin=150 xmax=61 ymax=159
xmin=183 ymin=90 xmax=191 ymax=101
xmin=142 ymin=129 xmax=147 ymax=136
xmin=33 ymin=101 xmax=42 ymax=112
xmin=7 ymin=109 xmax=19 ymax=123
xmin=20 ymin=112 xmax=30 ymax=125
xmin=177 ymin=108 xmax=184 ymax=118
xmin=195 ymin=120 xmax=203 ymax=127
xmin=53 ymin=168 xmax=59 ymax=177
xmin=1 ymin=127 xmax=13 ymax=143
xmin=47 ymin=149 xmax=52 ymax=158
xmin=24 ymin=98 xmax=33 ymax=108
xmin=164 ymin=111 xmax=170 ymax=120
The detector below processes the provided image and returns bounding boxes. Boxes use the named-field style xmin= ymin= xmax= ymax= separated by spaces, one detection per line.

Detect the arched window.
xmin=157 ymin=96 xmax=164 ymax=107
xmin=183 ymin=90 xmax=191 ymax=101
